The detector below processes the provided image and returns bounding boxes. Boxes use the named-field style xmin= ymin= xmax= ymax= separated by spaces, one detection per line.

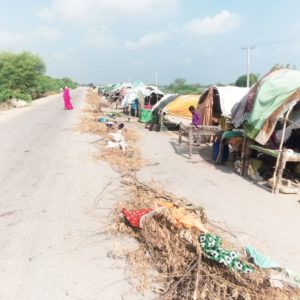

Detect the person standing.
xmin=63 ymin=87 xmax=73 ymax=110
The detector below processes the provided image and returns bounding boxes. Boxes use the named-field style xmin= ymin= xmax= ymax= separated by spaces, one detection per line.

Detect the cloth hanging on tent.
xmin=244 ymin=69 xmax=300 ymax=144
xmin=199 ymin=88 xmax=213 ymax=126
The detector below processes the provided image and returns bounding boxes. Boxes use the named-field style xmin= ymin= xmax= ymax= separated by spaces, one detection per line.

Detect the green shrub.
xmin=0 ymin=50 xmax=78 ymax=102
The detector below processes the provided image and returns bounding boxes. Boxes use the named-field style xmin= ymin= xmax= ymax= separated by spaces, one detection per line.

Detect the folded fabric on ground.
xmin=246 ymin=246 xmax=280 ymax=269
xmin=121 ymin=208 xmax=154 ymax=228
xmin=246 ymin=245 xmax=300 ymax=287
xmin=200 ymin=233 xmax=253 ymax=273
xmin=169 ymin=207 xmax=207 ymax=232
xmin=106 ymin=131 xmax=127 ymax=153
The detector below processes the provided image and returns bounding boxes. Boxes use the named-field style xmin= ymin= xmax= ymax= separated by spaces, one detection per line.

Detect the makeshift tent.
xmin=121 ymin=85 xmax=163 ymax=107
xmin=242 ymin=69 xmax=300 ymax=144
xmin=232 ymin=68 xmax=300 ymax=193
xmin=163 ymin=95 xmax=200 ymax=125
xmin=198 ymin=86 xmax=249 ymax=126
xmin=132 ymin=80 xmax=145 ymax=89
xmin=151 ymin=94 xmax=178 ymax=117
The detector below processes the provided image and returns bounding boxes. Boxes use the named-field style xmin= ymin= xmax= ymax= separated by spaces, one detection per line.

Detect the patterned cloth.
xmin=199 ymin=233 xmax=253 ymax=273
xmin=121 ymin=208 xmax=154 ymax=228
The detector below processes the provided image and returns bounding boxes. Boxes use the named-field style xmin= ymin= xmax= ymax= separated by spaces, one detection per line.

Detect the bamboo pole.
xmin=272 ymin=106 xmax=294 ymax=193
xmin=241 ymin=134 xmax=247 ymax=176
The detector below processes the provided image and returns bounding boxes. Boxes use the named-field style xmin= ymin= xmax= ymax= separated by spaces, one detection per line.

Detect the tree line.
xmin=0 ymin=51 xmax=78 ymax=102
xmin=163 ymin=63 xmax=297 ymax=95
xmin=162 ymin=74 xmax=260 ymax=95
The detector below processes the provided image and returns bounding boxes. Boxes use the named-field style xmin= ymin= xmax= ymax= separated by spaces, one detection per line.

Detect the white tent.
xmin=215 ymin=86 xmax=250 ymax=117
xmin=121 ymin=86 xmax=164 ymax=107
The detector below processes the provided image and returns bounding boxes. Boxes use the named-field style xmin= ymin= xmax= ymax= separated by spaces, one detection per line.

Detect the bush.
xmin=0 ymin=51 xmax=78 ymax=102
xmin=235 ymin=74 xmax=258 ymax=87
xmin=163 ymin=78 xmax=204 ymax=95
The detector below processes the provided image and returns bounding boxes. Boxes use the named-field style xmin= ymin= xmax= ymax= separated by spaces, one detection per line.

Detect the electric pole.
xmin=241 ymin=45 xmax=255 ymax=87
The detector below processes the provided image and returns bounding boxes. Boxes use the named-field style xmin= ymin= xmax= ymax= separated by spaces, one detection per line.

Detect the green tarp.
xmin=139 ymin=109 xmax=153 ymax=123
xmin=132 ymin=80 xmax=145 ymax=89
xmin=244 ymin=69 xmax=300 ymax=141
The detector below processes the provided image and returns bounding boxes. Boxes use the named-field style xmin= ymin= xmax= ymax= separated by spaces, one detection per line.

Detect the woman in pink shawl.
xmin=63 ymin=87 xmax=73 ymax=110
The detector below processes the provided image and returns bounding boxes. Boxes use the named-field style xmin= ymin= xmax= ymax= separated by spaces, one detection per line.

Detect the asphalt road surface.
xmin=0 ymin=89 xmax=134 ymax=300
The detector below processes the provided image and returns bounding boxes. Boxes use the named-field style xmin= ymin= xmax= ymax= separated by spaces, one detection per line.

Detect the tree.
xmin=173 ymin=78 xmax=187 ymax=87
xmin=0 ymin=51 xmax=78 ymax=102
xmin=61 ymin=77 xmax=78 ymax=89
xmin=235 ymin=73 xmax=258 ymax=87
xmin=165 ymin=78 xmax=203 ymax=95
xmin=0 ymin=51 xmax=46 ymax=101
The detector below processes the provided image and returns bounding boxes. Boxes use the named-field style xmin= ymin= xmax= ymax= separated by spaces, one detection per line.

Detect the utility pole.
xmin=241 ymin=45 xmax=255 ymax=87
xmin=155 ymin=71 xmax=158 ymax=87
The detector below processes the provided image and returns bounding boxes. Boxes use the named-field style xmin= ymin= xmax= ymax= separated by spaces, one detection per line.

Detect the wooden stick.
xmin=192 ymin=260 xmax=201 ymax=300
xmin=272 ymin=106 xmax=293 ymax=193
xmin=241 ymin=134 xmax=247 ymax=177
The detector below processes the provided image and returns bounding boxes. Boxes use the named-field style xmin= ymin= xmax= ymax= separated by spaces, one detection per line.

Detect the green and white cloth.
xmin=199 ymin=233 xmax=253 ymax=273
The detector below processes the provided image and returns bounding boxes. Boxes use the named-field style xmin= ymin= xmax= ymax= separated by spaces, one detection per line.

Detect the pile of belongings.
xmin=121 ymin=202 xmax=254 ymax=274
xmin=106 ymin=123 xmax=127 ymax=153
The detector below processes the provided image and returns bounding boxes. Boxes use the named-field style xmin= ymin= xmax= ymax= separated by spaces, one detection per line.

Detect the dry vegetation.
xmin=111 ymin=175 xmax=300 ymax=300
xmin=75 ymin=89 xmax=143 ymax=172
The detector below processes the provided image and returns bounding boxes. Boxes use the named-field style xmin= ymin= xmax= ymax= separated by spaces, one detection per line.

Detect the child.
xmin=189 ymin=106 xmax=202 ymax=126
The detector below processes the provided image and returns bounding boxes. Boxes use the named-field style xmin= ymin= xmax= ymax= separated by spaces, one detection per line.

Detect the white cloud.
xmin=183 ymin=10 xmax=240 ymax=36
xmin=34 ymin=26 xmax=61 ymax=41
xmin=85 ymin=26 xmax=117 ymax=50
xmin=0 ymin=31 xmax=27 ymax=49
xmin=125 ymin=31 xmax=170 ymax=50
xmin=37 ymin=7 xmax=55 ymax=21
xmin=49 ymin=0 xmax=179 ymax=25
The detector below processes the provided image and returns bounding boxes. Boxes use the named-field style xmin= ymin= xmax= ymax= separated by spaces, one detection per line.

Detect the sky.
xmin=1 ymin=0 xmax=300 ymax=85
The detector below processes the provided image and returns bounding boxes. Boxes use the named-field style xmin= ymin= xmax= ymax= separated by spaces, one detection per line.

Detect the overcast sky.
xmin=1 ymin=0 xmax=300 ymax=85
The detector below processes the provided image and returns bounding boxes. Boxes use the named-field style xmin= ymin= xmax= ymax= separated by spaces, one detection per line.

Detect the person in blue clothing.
xmin=130 ymin=98 xmax=139 ymax=117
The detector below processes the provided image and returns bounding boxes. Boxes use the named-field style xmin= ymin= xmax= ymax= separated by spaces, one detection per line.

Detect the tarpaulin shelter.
xmin=236 ymin=69 xmax=300 ymax=144
xmin=163 ymin=95 xmax=200 ymax=125
xmin=121 ymin=85 xmax=163 ymax=107
xmin=151 ymin=94 xmax=178 ymax=118
xmin=132 ymin=80 xmax=145 ymax=89
xmin=232 ymin=68 xmax=300 ymax=193
xmin=198 ymin=86 xmax=249 ymax=126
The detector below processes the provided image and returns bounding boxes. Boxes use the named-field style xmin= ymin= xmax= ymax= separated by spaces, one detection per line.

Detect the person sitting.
xmin=189 ymin=106 xmax=202 ymax=127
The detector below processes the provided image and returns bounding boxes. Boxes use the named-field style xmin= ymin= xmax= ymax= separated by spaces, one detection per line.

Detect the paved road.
xmin=0 ymin=89 xmax=133 ymax=300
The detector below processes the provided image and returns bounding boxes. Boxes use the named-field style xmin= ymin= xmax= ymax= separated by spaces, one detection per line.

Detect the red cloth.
xmin=122 ymin=208 xmax=153 ymax=228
